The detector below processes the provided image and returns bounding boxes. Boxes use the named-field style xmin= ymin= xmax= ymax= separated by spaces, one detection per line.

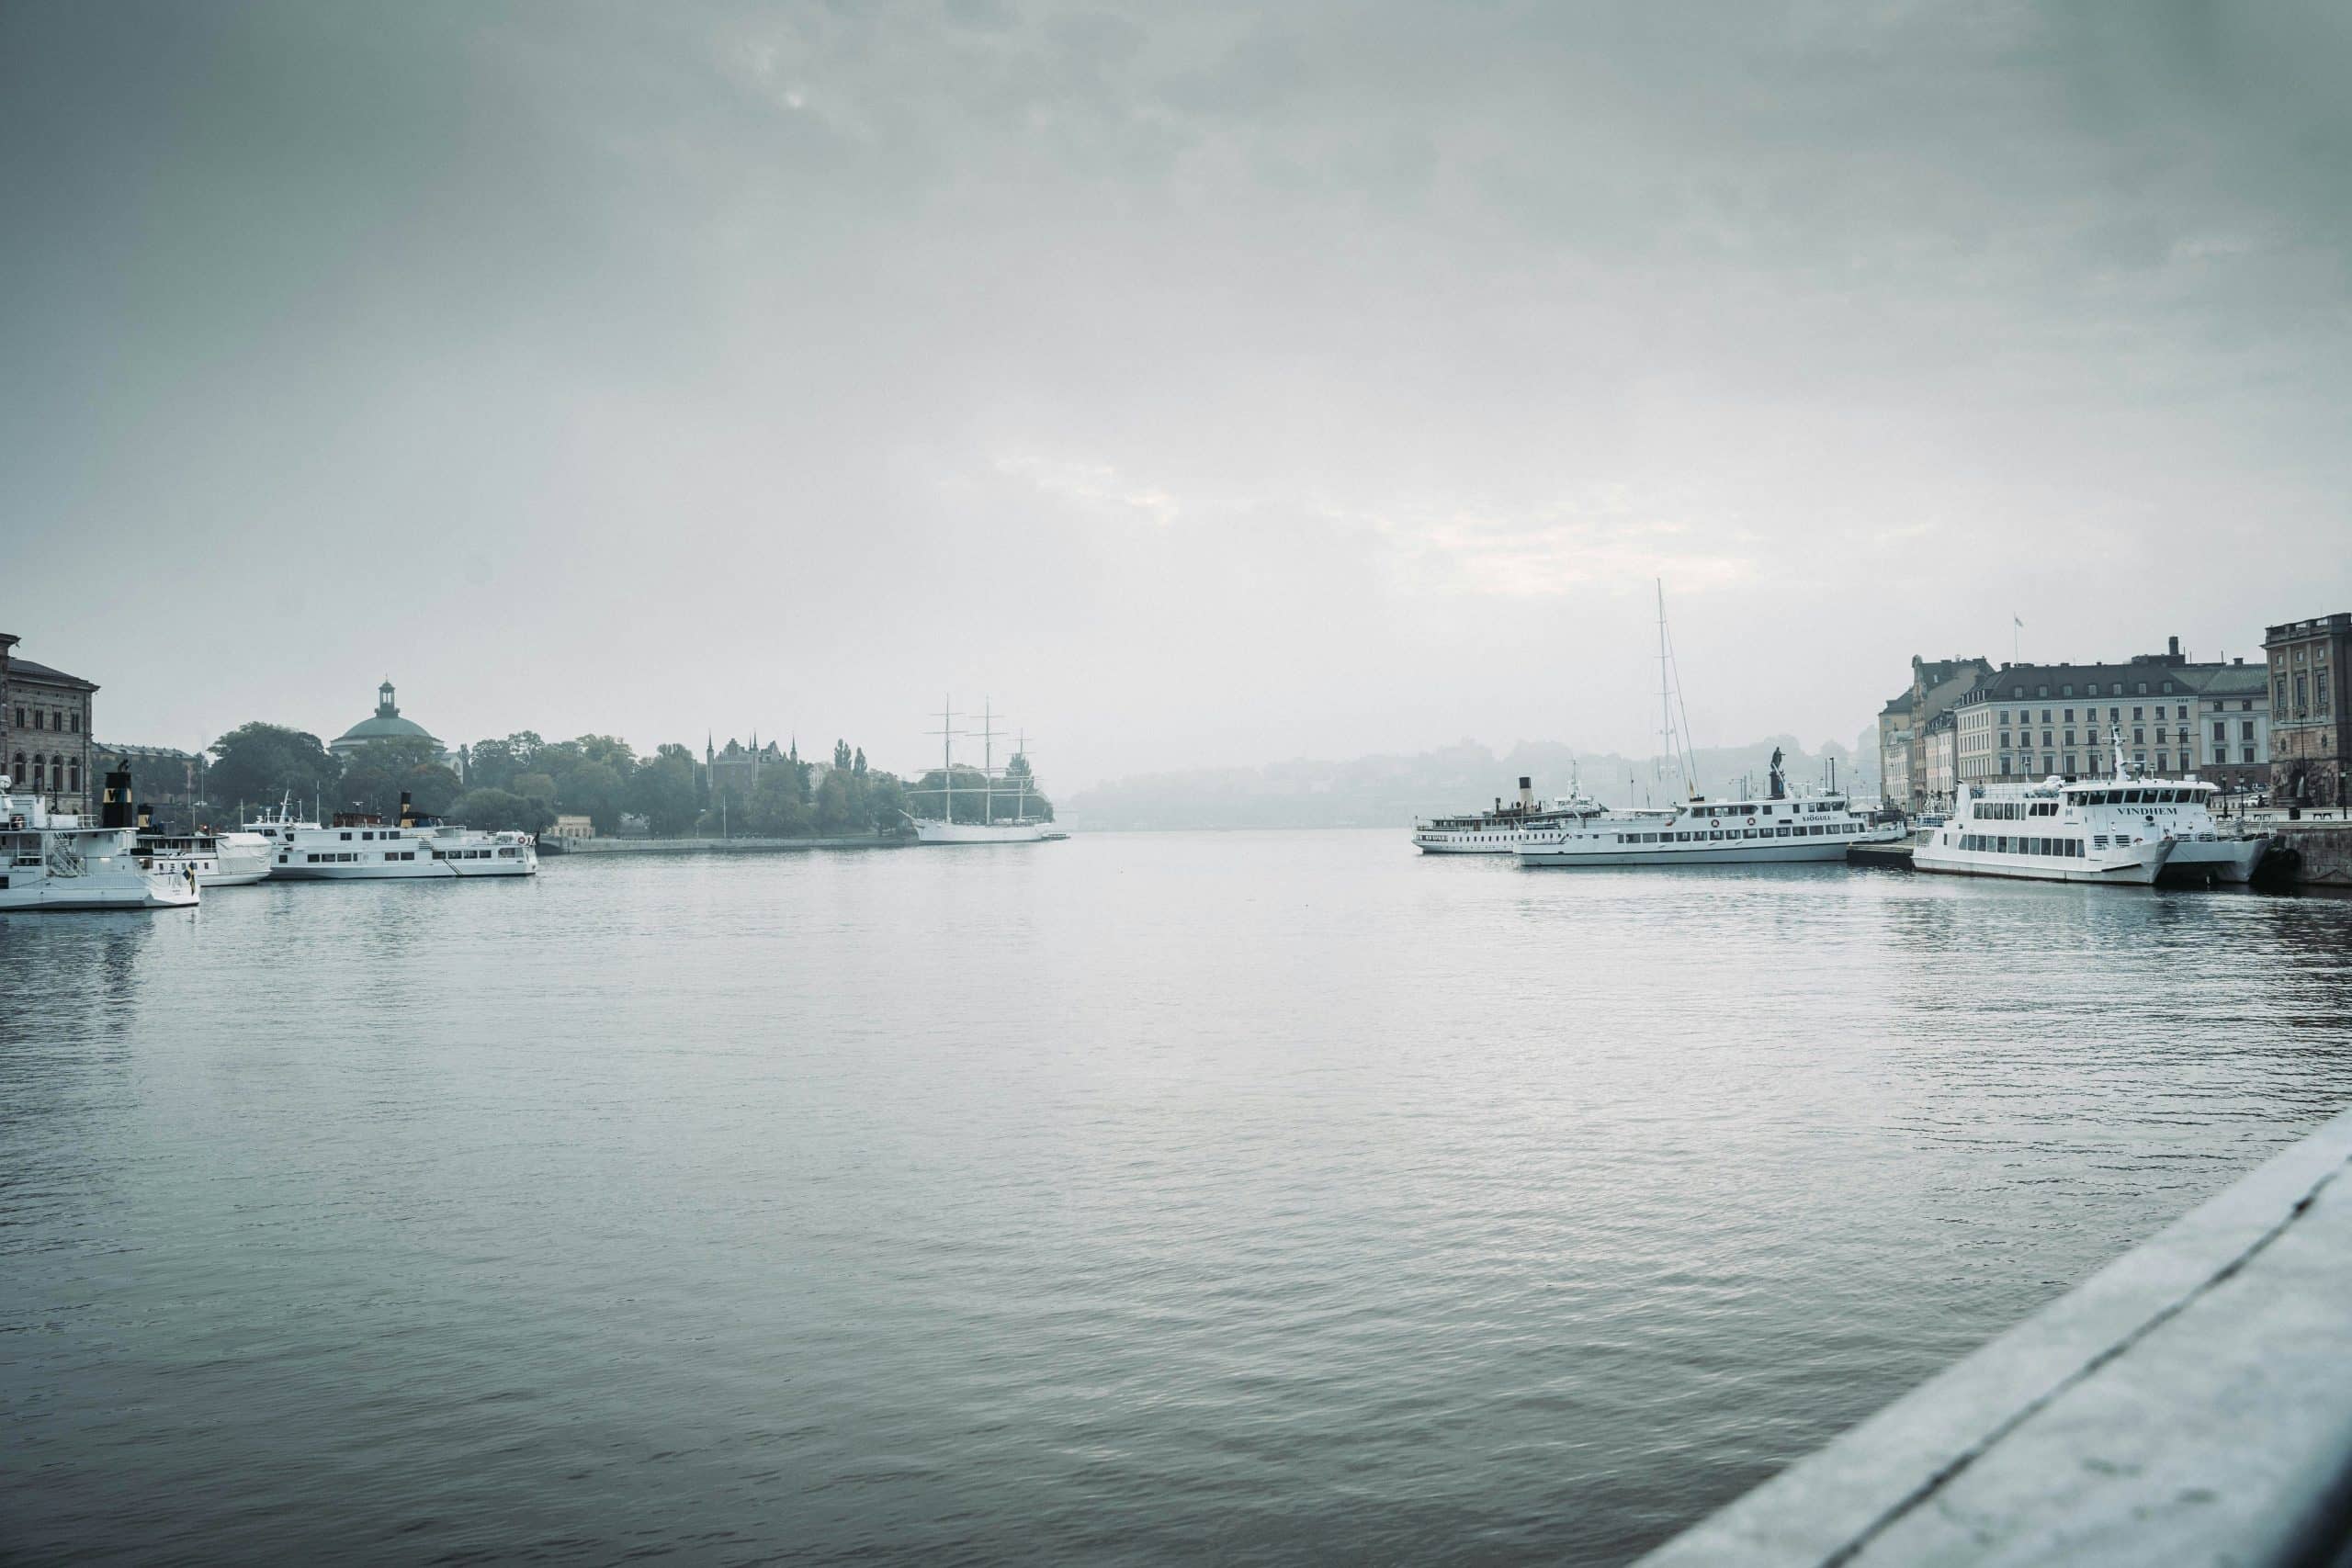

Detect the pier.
xmin=1636 ymin=1108 xmax=2352 ymax=1566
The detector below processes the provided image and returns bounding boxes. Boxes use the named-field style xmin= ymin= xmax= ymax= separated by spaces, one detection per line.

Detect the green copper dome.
xmin=332 ymin=680 xmax=441 ymax=750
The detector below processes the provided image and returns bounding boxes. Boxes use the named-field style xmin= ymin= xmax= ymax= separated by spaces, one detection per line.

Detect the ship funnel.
xmin=399 ymin=791 xmax=415 ymax=828
xmin=136 ymin=803 xmax=153 ymax=830
xmin=1518 ymin=776 xmax=1533 ymax=810
xmin=101 ymin=769 xmax=133 ymax=828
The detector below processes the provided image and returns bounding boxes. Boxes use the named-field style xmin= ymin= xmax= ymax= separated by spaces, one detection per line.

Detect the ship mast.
xmin=930 ymin=695 xmax=958 ymax=824
xmin=978 ymin=698 xmax=997 ymax=827
xmin=1657 ymin=579 xmax=1701 ymax=800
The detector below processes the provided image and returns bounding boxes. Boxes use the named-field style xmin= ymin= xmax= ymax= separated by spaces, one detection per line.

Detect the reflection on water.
xmin=5 ymin=836 xmax=2350 ymax=1564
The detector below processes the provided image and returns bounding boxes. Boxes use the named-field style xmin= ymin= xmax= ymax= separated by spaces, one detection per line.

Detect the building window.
xmin=2296 ymin=673 xmax=2309 ymax=710
xmin=68 ymin=761 xmax=78 ymax=791
xmin=2064 ymin=754 xmax=2076 ymax=773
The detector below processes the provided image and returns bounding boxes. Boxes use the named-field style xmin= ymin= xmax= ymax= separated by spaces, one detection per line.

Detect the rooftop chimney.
xmin=2169 ymin=635 xmax=2181 ymax=658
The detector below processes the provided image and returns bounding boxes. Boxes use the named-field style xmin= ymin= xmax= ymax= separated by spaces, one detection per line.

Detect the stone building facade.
xmin=1878 ymin=655 xmax=1994 ymax=813
xmin=2266 ymin=612 xmax=2351 ymax=806
xmin=2188 ymin=660 xmax=2270 ymax=795
xmin=1 ymin=632 xmax=99 ymax=817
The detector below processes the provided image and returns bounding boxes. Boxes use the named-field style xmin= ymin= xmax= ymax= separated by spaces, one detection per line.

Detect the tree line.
xmin=195 ymin=724 xmax=978 ymax=839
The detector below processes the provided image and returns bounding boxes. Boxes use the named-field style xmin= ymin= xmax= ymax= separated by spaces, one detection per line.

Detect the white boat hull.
xmin=911 ymin=820 xmax=1050 ymax=844
xmin=1518 ymin=834 xmax=1894 ymax=869
xmin=269 ymin=854 xmax=536 ymax=880
xmin=0 ymin=875 xmax=198 ymax=911
xmin=1914 ymin=837 xmax=2173 ymax=885
xmin=2159 ymin=836 xmax=2268 ymax=884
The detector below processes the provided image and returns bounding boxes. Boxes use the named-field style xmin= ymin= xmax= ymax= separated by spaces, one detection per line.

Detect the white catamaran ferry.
xmin=1 ymin=770 xmax=199 ymax=911
xmin=267 ymin=793 xmax=538 ymax=880
xmin=1412 ymin=774 xmax=1610 ymax=853
xmin=907 ymin=699 xmax=1058 ymax=845
xmin=1914 ymin=739 xmax=2267 ymax=886
xmin=1517 ymin=751 xmax=1900 ymax=869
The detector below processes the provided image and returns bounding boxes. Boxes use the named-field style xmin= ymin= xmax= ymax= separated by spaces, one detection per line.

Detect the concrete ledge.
xmin=1636 ymin=1108 xmax=2352 ymax=1567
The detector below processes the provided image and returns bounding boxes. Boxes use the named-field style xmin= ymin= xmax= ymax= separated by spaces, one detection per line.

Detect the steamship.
xmin=0 ymin=766 xmax=200 ymax=911
xmin=266 ymin=791 xmax=539 ymax=880
xmin=1412 ymin=775 xmax=1610 ymax=853
xmin=1514 ymin=751 xmax=1899 ymax=869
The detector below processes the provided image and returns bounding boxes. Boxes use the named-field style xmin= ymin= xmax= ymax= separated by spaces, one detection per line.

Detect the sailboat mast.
xmin=940 ymin=694 xmax=956 ymax=824
xmin=980 ymin=699 xmax=996 ymax=826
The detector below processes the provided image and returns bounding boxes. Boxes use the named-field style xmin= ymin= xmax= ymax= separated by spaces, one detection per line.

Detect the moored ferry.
xmin=1413 ymin=775 xmax=1609 ymax=853
xmin=1915 ymin=742 xmax=2268 ymax=886
xmin=1 ymin=769 xmax=199 ymax=911
xmin=1515 ymin=754 xmax=1899 ymax=869
xmin=267 ymin=793 xmax=537 ymax=880
xmin=134 ymin=827 xmax=272 ymax=886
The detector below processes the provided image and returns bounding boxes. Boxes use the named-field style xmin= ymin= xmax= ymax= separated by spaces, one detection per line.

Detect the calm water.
xmin=6 ymin=832 xmax=2351 ymax=1564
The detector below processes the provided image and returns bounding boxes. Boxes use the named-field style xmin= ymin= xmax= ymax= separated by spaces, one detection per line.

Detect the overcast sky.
xmin=6 ymin=1 xmax=2347 ymax=787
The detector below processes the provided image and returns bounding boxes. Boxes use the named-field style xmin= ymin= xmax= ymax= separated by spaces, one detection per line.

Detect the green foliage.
xmin=576 ymin=734 xmax=637 ymax=773
xmin=451 ymin=788 xmax=555 ymax=835
xmin=206 ymin=722 xmax=340 ymax=817
xmin=338 ymin=737 xmax=458 ymax=819
xmin=625 ymin=751 xmax=701 ymax=838
xmin=562 ymin=760 xmax=626 ymax=834
xmin=465 ymin=731 xmax=544 ymax=792
xmin=512 ymin=772 xmax=558 ymax=803
xmin=743 ymin=762 xmax=812 ymax=836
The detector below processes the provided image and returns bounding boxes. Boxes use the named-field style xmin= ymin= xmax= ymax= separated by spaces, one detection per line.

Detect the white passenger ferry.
xmin=1413 ymin=775 xmax=1610 ymax=853
xmin=0 ymin=771 xmax=199 ymax=911
xmin=1915 ymin=740 xmax=2267 ymax=886
xmin=1516 ymin=753 xmax=1899 ymax=869
xmin=134 ymin=827 xmax=272 ymax=886
xmin=267 ymin=793 xmax=538 ymax=880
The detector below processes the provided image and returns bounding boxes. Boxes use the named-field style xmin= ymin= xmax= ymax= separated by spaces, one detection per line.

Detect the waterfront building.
xmin=549 ymin=814 xmax=594 ymax=840
xmin=1921 ymin=711 xmax=1957 ymax=812
xmin=329 ymin=679 xmax=452 ymax=765
xmin=1 ymin=631 xmax=99 ymax=817
xmin=1877 ymin=655 xmax=1994 ymax=814
xmin=706 ymin=733 xmax=795 ymax=803
xmin=2265 ymin=611 xmax=2351 ymax=806
xmin=2186 ymin=660 xmax=2271 ymax=795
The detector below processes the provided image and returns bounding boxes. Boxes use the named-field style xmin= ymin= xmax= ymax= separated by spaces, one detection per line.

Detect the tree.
xmin=562 ymin=760 xmax=626 ymax=835
xmin=853 ymin=747 xmax=867 ymax=777
xmin=577 ymin=734 xmax=637 ymax=773
xmin=625 ymin=751 xmax=700 ymax=838
xmin=744 ymin=764 xmax=812 ymax=836
xmin=451 ymin=788 xmax=555 ymax=835
xmin=512 ymin=772 xmax=558 ymax=804
xmin=206 ymin=723 xmax=341 ymax=818
xmin=833 ymin=739 xmax=853 ymax=772
xmin=338 ymin=737 xmax=459 ymax=819
xmin=466 ymin=731 xmax=544 ymax=793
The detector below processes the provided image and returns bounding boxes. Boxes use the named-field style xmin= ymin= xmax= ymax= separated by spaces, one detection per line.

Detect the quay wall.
xmin=558 ymin=834 xmax=906 ymax=855
xmin=1635 ymin=1108 xmax=2352 ymax=1566
xmin=2272 ymin=821 xmax=2352 ymax=888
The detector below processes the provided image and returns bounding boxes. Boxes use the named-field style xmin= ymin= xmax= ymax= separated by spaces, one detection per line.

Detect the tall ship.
xmin=1914 ymin=738 xmax=2267 ymax=886
xmin=906 ymin=699 xmax=1058 ymax=845
xmin=266 ymin=792 xmax=538 ymax=880
xmin=1516 ymin=750 xmax=1900 ymax=868
xmin=1412 ymin=774 xmax=1609 ymax=853
xmin=1 ymin=768 xmax=200 ymax=911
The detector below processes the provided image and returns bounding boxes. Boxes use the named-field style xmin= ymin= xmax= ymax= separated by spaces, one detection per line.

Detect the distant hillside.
xmin=1062 ymin=736 xmax=1876 ymax=832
